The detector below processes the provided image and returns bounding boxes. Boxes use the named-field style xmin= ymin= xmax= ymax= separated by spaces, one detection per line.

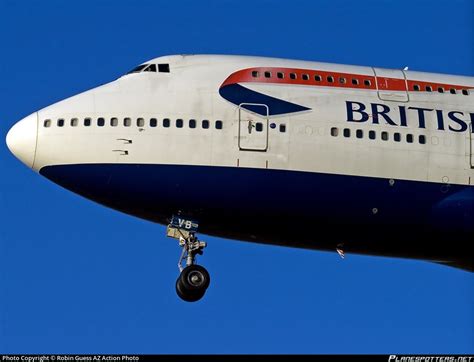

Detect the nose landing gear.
xmin=167 ymin=216 xmax=210 ymax=302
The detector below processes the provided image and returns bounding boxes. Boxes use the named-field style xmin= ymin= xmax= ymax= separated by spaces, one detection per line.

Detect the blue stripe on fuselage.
xmin=39 ymin=163 xmax=473 ymax=270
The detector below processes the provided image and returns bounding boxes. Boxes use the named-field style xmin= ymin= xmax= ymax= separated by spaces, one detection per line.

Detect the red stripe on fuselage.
xmin=220 ymin=67 xmax=471 ymax=93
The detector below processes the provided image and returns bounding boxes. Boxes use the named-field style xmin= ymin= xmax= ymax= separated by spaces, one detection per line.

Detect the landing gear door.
xmin=238 ymin=103 xmax=269 ymax=152
xmin=373 ymin=67 xmax=409 ymax=102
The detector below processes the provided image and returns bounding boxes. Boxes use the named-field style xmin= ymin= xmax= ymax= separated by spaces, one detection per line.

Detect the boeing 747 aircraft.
xmin=6 ymin=55 xmax=474 ymax=301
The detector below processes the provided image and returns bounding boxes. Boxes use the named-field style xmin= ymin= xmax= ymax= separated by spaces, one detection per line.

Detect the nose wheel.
xmin=176 ymin=264 xmax=210 ymax=302
xmin=167 ymin=216 xmax=210 ymax=302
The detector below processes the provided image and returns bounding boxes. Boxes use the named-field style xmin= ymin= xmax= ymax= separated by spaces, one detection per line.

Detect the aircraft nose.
xmin=6 ymin=112 xmax=38 ymax=168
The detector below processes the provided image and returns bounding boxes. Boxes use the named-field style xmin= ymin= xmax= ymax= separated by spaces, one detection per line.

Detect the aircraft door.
xmin=238 ymin=103 xmax=269 ymax=152
xmin=373 ymin=67 xmax=409 ymax=102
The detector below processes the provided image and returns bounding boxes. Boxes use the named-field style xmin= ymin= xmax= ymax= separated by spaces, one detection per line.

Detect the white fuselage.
xmin=6 ymin=54 xmax=474 ymax=270
xmin=28 ymin=55 xmax=474 ymax=185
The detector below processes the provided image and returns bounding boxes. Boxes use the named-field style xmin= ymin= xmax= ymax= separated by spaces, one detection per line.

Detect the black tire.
xmin=179 ymin=265 xmax=211 ymax=292
xmin=176 ymin=277 xmax=205 ymax=302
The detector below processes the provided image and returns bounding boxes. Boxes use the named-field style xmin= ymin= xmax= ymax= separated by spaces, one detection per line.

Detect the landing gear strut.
xmin=167 ymin=216 xmax=210 ymax=302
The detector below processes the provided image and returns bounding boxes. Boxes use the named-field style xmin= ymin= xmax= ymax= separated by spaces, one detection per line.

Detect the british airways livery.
xmin=6 ymin=54 xmax=474 ymax=301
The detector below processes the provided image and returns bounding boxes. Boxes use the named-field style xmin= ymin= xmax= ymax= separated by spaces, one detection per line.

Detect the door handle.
xmin=247 ymin=120 xmax=254 ymax=134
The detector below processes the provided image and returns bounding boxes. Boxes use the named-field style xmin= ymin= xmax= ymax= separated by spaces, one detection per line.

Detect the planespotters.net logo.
xmin=389 ymin=356 xmax=473 ymax=362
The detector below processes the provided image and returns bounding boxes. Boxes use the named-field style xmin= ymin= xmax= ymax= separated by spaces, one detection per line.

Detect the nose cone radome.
xmin=6 ymin=112 xmax=38 ymax=168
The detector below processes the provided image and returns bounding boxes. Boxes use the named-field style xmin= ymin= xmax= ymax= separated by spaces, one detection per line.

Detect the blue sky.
xmin=0 ymin=0 xmax=473 ymax=354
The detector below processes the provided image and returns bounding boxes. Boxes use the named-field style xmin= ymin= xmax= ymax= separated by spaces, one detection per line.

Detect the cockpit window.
xmin=143 ymin=64 xmax=157 ymax=72
xmin=126 ymin=64 xmax=149 ymax=74
xmin=158 ymin=64 xmax=170 ymax=73
xmin=126 ymin=63 xmax=169 ymax=75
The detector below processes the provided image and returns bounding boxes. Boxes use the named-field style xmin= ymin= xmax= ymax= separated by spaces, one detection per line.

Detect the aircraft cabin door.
xmin=238 ymin=103 xmax=269 ymax=152
xmin=373 ymin=67 xmax=409 ymax=102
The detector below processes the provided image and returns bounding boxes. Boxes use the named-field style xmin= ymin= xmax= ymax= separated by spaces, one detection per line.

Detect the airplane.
xmin=6 ymin=54 xmax=474 ymax=302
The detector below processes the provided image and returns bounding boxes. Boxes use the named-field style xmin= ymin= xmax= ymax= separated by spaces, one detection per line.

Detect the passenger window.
xmin=302 ymin=74 xmax=309 ymax=81
xmin=84 ymin=118 xmax=91 ymax=127
xmin=290 ymin=73 xmax=297 ymax=80
xmin=425 ymin=85 xmax=432 ymax=92
xmin=279 ymin=124 xmax=286 ymax=133
xmin=57 ymin=119 xmax=64 ymax=127
xmin=330 ymin=127 xmax=338 ymax=137
xmin=407 ymin=134 xmax=413 ymax=143
xmin=419 ymin=135 xmax=426 ymax=144
xmin=277 ymin=72 xmax=284 ymax=79
xmin=264 ymin=71 xmax=271 ymax=78
xmin=189 ymin=119 xmax=196 ymax=128
xmin=352 ymin=79 xmax=359 ymax=85
xmin=369 ymin=130 xmax=376 ymax=140
xmin=215 ymin=120 xmax=223 ymax=129
xmin=111 ymin=118 xmax=118 ymax=127
xmin=381 ymin=131 xmax=388 ymax=141
xmin=413 ymin=84 xmax=420 ymax=91
xmin=327 ymin=76 xmax=334 ymax=83
xmin=137 ymin=118 xmax=145 ymax=127
xmin=97 ymin=117 xmax=105 ymax=127
xmin=71 ymin=118 xmax=78 ymax=127
xmin=462 ymin=89 xmax=469 ymax=95
xmin=339 ymin=77 xmax=346 ymax=84
xmin=343 ymin=128 xmax=350 ymax=137
xmin=394 ymin=133 xmax=401 ymax=142
xmin=176 ymin=119 xmax=183 ymax=128
xmin=124 ymin=118 xmax=131 ymax=127
xmin=44 ymin=119 xmax=51 ymax=127
xmin=202 ymin=120 xmax=209 ymax=129
xmin=163 ymin=118 xmax=170 ymax=127
xmin=315 ymin=75 xmax=322 ymax=82
xmin=252 ymin=71 xmax=259 ymax=78
xmin=150 ymin=118 xmax=157 ymax=127
xmin=158 ymin=64 xmax=170 ymax=73
xmin=356 ymin=129 xmax=363 ymax=139
xmin=450 ymin=88 xmax=457 ymax=94
xmin=255 ymin=122 xmax=263 ymax=132
xmin=437 ymin=87 xmax=444 ymax=93
xmin=364 ymin=79 xmax=371 ymax=87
